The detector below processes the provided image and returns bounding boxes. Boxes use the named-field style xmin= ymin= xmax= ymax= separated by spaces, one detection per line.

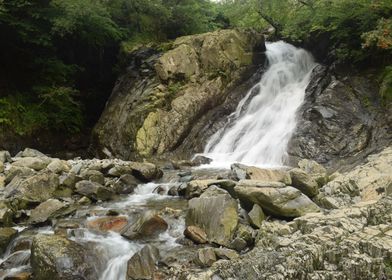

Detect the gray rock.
xmin=12 ymin=157 xmax=50 ymax=171
xmin=0 ymin=227 xmax=17 ymax=254
xmin=186 ymin=186 xmax=238 ymax=246
xmin=75 ymin=180 xmax=114 ymax=201
xmin=289 ymin=168 xmax=319 ymax=197
xmin=126 ymin=245 xmax=159 ymax=280
xmin=107 ymin=162 xmax=162 ymax=182
xmin=0 ymin=150 xmax=11 ymax=163
xmin=0 ymin=161 xmax=4 ymax=173
xmin=29 ymin=199 xmax=70 ymax=224
xmin=59 ymin=172 xmax=81 ymax=189
xmin=112 ymin=174 xmax=140 ymax=194
xmin=4 ymin=171 xmax=60 ymax=209
xmin=31 ymin=234 xmax=98 ymax=280
xmin=0 ymin=250 xmax=30 ymax=269
xmin=4 ymin=166 xmax=35 ymax=184
xmin=184 ymin=225 xmax=208 ymax=244
xmin=248 ymin=204 xmax=265 ymax=229
xmin=195 ymin=247 xmax=217 ymax=268
xmin=15 ymin=148 xmax=46 ymax=158
xmin=231 ymin=164 xmax=291 ymax=185
xmin=121 ymin=211 xmax=168 ymax=240
xmin=0 ymin=207 xmax=14 ymax=226
xmin=46 ymin=159 xmax=70 ymax=174
xmin=235 ymin=181 xmax=320 ymax=218
xmin=214 ymin=248 xmax=239 ymax=260
xmin=80 ymin=169 xmax=105 ymax=185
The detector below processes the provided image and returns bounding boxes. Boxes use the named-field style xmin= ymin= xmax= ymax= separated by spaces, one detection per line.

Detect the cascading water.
xmin=203 ymin=41 xmax=316 ymax=168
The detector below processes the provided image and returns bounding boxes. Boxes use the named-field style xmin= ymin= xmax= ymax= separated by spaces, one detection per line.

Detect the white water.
xmin=202 ymin=41 xmax=316 ymax=168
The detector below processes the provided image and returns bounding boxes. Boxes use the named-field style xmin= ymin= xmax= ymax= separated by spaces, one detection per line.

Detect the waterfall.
xmin=203 ymin=41 xmax=316 ymax=168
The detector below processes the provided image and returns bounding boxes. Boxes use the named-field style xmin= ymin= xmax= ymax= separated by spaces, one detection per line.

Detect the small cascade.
xmin=203 ymin=41 xmax=316 ymax=168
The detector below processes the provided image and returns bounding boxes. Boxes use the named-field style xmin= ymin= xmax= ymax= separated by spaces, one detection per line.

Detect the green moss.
xmin=380 ymin=66 xmax=392 ymax=106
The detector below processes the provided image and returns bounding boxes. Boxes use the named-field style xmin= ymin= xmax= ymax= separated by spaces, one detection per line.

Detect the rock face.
xmin=289 ymin=65 xmax=392 ymax=168
xmin=194 ymin=196 xmax=392 ymax=280
xmin=30 ymin=234 xmax=98 ymax=280
xmin=186 ymin=186 xmax=238 ymax=246
xmin=235 ymin=180 xmax=320 ymax=217
xmin=316 ymin=146 xmax=392 ymax=209
xmin=92 ymin=29 xmax=265 ymax=160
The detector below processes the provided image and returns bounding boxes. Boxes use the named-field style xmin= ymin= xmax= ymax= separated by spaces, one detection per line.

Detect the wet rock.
xmin=112 ymin=174 xmax=140 ymax=194
xmin=0 ymin=150 xmax=11 ymax=163
xmin=184 ymin=225 xmax=208 ymax=244
xmin=127 ymin=245 xmax=160 ymax=280
xmin=121 ymin=211 xmax=168 ymax=240
xmin=0 ymin=174 xmax=5 ymax=188
xmin=214 ymin=248 xmax=239 ymax=260
xmin=29 ymin=199 xmax=70 ymax=224
xmin=248 ymin=204 xmax=265 ymax=229
xmin=235 ymin=180 xmax=320 ymax=217
xmin=87 ymin=216 xmax=128 ymax=233
xmin=231 ymin=163 xmax=291 ymax=185
xmin=186 ymin=186 xmax=238 ymax=246
xmin=195 ymin=248 xmax=217 ymax=268
xmin=0 ymin=227 xmax=17 ymax=254
xmin=77 ymin=196 xmax=92 ymax=205
xmin=0 ymin=250 xmax=30 ymax=269
xmin=75 ymin=180 xmax=115 ymax=201
xmin=10 ymin=238 xmax=32 ymax=253
xmin=289 ymin=168 xmax=319 ymax=197
xmin=46 ymin=159 xmax=71 ymax=174
xmin=4 ymin=172 xmax=60 ymax=209
xmin=108 ymin=162 xmax=162 ymax=182
xmin=4 ymin=272 xmax=32 ymax=280
xmin=191 ymin=155 xmax=212 ymax=166
xmin=12 ymin=157 xmax=50 ymax=171
xmin=31 ymin=234 xmax=98 ymax=280
xmin=168 ymin=186 xmax=179 ymax=196
xmin=0 ymin=208 xmax=14 ymax=226
xmin=15 ymin=148 xmax=46 ymax=158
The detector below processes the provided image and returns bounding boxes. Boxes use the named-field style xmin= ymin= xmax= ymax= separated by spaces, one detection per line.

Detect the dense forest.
xmin=0 ymin=0 xmax=391 ymax=138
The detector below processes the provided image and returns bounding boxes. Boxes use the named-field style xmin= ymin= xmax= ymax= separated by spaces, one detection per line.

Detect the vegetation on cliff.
xmin=0 ymin=0 xmax=391 ymax=140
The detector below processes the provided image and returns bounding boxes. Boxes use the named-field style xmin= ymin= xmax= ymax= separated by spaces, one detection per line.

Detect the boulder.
xmin=195 ymin=248 xmax=216 ymax=268
xmin=75 ymin=180 xmax=114 ymax=201
xmin=0 ymin=227 xmax=17 ymax=254
xmin=183 ymin=179 xmax=237 ymax=199
xmin=4 ymin=172 xmax=60 ymax=208
xmin=231 ymin=164 xmax=292 ymax=185
xmin=126 ymin=245 xmax=159 ymax=280
xmin=121 ymin=211 xmax=168 ymax=240
xmin=184 ymin=225 xmax=208 ymax=244
xmin=214 ymin=248 xmax=239 ymax=260
xmin=107 ymin=162 xmax=162 ymax=182
xmin=59 ymin=172 xmax=81 ymax=189
xmin=46 ymin=159 xmax=71 ymax=174
xmin=186 ymin=186 xmax=238 ymax=246
xmin=111 ymin=174 xmax=140 ymax=194
xmin=15 ymin=148 xmax=46 ymax=158
xmin=289 ymin=168 xmax=319 ymax=197
xmin=235 ymin=181 xmax=320 ymax=218
xmin=29 ymin=199 xmax=71 ymax=224
xmin=0 ymin=207 xmax=14 ymax=226
xmin=87 ymin=216 xmax=128 ymax=233
xmin=4 ymin=166 xmax=35 ymax=185
xmin=0 ymin=250 xmax=30 ymax=269
xmin=12 ymin=157 xmax=50 ymax=171
xmin=0 ymin=161 xmax=4 ymax=173
xmin=0 ymin=150 xmax=11 ymax=163
xmin=4 ymin=272 xmax=32 ymax=280
xmin=0 ymin=174 xmax=5 ymax=188
xmin=248 ymin=204 xmax=265 ymax=229
xmin=31 ymin=234 xmax=98 ymax=280
xmin=80 ymin=169 xmax=105 ymax=185
xmin=298 ymin=159 xmax=329 ymax=186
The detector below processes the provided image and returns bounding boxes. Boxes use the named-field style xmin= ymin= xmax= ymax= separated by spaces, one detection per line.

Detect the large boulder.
xmin=231 ymin=163 xmax=291 ymax=185
xmin=87 ymin=216 xmax=128 ymax=233
xmin=4 ymin=171 xmax=60 ymax=209
xmin=126 ymin=245 xmax=159 ymax=280
xmin=289 ymin=168 xmax=319 ymax=197
xmin=12 ymin=157 xmax=50 ymax=171
xmin=107 ymin=162 xmax=162 ymax=182
xmin=15 ymin=148 xmax=47 ymax=158
xmin=31 ymin=234 xmax=98 ymax=280
xmin=0 ymin=150 xmax=11 ymax=163
xmin=29 ymin=199 xmax=73 ymax=224
xmin=92 ymin=29 xmax=265 ymax=160
xmin=186 ymin=186 xmax=238 ymax=246
xmin=234 ymin=180 xmax=320 ymax=218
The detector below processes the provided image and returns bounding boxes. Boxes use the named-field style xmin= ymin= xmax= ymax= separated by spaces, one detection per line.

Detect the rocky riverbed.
xmin=0 ymin=146 xmax=391 ymax=280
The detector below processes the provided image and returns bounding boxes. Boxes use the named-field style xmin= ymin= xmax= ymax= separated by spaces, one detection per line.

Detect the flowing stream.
xmin=203 ymin=41 xmax=316 ymax=168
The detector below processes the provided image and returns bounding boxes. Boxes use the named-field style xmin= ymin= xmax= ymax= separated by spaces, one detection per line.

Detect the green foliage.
xmin=379 ymin=66 xmax=392 ymax=106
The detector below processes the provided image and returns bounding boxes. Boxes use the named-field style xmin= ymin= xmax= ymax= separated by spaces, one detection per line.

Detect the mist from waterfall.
xmin=202 ymin=41 xmax=316 ymax=168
